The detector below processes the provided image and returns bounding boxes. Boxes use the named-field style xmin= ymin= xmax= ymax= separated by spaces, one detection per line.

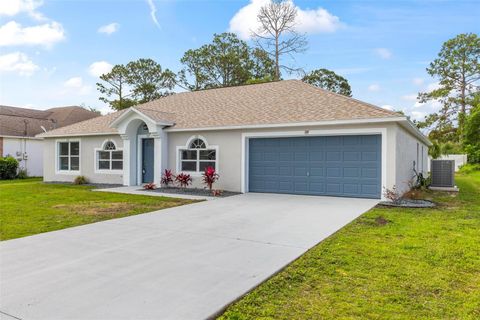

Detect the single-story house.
xmin=38 ymin=80 xmax=431 ymax=199
xmin=0 ymin=105 xmax=99 ymax=177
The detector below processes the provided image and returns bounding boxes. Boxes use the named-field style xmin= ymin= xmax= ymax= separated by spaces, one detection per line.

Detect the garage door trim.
xmin=241 ymin=128 xmax=387 ymax=199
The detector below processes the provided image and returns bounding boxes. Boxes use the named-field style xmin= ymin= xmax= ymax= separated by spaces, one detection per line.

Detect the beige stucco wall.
xmin=43 ymin=135 xmax=123 ymax=184
xmin=42 ymin=121 xmax=429 ymax=197
xmin=395 ymin=124 xmax=429 ymax=194
xmin=166 ymin=122 xmax=399 ymax=193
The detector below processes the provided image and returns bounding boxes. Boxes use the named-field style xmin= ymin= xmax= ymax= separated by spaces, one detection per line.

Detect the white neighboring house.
xmin=0 ymin=105 xmax=99 ymax=177
xmin=38 ymin=80 xmax=431 ymax=199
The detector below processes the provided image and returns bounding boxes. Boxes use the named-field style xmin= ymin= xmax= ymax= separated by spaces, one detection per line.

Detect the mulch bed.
xmin=144 ymin=187 xmax=241 ymax=198
xmin=378 ymin=199 xmax=436 ymax=208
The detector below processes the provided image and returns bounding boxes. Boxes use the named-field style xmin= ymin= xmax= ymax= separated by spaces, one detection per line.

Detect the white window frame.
xmin=94 ymin=140 xmax=124 ymax=174
xmin=176 ymin=135 xmax=219 ymax=176
xmin=55 ymin=139 xmax=81 ymax=175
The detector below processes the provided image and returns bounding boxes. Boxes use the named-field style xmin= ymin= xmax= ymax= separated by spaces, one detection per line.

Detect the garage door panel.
xmin=326 ymin=151 xmax=342 ymax=161
xmin=248 ymin=135 xmax=381 ymax=198
xmin=362 ymin=151 xmax=378 ymax=161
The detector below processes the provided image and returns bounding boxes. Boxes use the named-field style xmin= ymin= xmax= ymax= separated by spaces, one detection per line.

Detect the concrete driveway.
xmin=0 ymin=193 xmax=378 ymax=320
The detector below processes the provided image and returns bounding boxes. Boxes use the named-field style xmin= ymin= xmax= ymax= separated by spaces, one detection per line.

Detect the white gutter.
xmin=36 ymin=132 xmax=118 ymax=138
xmin=1 ymin=135 xmax=44 ymax=140
xmin=163 ymin=117 xmax=407 ymax=132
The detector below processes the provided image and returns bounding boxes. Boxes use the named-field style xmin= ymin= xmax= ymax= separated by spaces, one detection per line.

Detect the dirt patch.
xmin=53 ymin=202 xmax=148 ymax=216
xmin=375 ymin=216 xmax=390 ymax=226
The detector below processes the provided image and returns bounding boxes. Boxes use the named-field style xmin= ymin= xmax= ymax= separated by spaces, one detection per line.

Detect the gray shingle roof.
xmin=0 ymin=105 xmax=100 ymax=137
xmin=39 ymin=80 xmax=401 ymax=137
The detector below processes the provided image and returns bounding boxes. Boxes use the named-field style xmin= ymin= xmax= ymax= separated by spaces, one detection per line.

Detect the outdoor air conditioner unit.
xmin=430 ymin=159 xmax=456 ymax=190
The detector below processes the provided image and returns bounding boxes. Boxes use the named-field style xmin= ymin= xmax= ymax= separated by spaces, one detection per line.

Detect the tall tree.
xmin=178 ymin=33 xmax=275 ymax=90
xmin=252 ymin=0 xmax=308 ymax=80
xmin=418 ymin=33 xmax=480 ymax=136
xmin=463 ymin=95 xmax=480 ymax=163
xmin=126 ymin=58 xmax=176 ymax=104
xmin=96 ymin=65 xmax=136 ymax=111
xmin=302 ymin=69 xmax=352 ymax=97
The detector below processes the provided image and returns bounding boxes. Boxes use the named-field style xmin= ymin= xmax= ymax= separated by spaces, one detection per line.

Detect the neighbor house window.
xmin=58 ymin=141 xmax=80 ymax=172
xmin=179 ymin=138 xmax=217 ymax=172
xmin=97 ymin=141 xmax=123 ymax=171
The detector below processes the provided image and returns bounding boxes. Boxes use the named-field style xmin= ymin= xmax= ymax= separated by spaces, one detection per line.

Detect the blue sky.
xmin=0 ymin=0 xmax=479 ymax=119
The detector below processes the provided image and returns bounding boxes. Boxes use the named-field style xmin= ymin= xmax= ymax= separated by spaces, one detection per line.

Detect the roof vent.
xmin=430 ymin=160 xmax=455 ymax=188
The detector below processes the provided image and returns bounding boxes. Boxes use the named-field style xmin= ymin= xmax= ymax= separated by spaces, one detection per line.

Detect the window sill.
xmin=56 ymin=170 xmax=80 ymax=175
xmin=95 ymin=170 xmax=124 ymax=175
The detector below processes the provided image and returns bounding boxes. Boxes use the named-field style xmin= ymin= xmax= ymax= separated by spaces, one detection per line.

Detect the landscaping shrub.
xmin=383 ymin=186 xmax=401 ymax=203
xmin=202 ymin=166 xmax=219 ymax=190
xmin=17 ymin=169 xmax=28 ymax=179
xmin=458 ymin=163 xmax=480 ymax=174
xmin=160 ymin=169 xmax=174 ymax=187
xmin=73 ymin=176 xmax=88 ymax=185
xmin=0 ymin=156 xmax=19 ymax=180
xmin=143 ymin=182 xmax=156 ymax=190
xmin=175 ymin=173 xmax=192 ymax=188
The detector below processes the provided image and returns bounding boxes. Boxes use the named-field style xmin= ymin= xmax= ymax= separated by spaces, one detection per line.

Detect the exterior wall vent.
xmin=430 ymin=160 xmax=455 ymax=187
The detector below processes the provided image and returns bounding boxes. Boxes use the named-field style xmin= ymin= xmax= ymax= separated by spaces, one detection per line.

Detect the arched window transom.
xmin=104 ymin=141 xmax=116 ymax=150
xmin=179 ymin=137 xmax=217 ymax=172
xmin=190 ymin=138 xmax=206 ymax=149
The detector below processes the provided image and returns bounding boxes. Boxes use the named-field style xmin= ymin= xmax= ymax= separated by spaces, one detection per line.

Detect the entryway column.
xmin=151 ymin=133 xmax=162 ymax=184
xmin=121 ymin=134 xmax=131 ymax=186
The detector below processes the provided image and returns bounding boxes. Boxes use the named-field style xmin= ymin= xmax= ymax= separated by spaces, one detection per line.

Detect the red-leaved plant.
xmin=143 ymin=182 xmax=156 ymax=190
xmin=202 ymin=166 xmax=219 ymax=190
xmin=161 ymin=169 xmax=174 ymax=187
xmin=175 ymin=173 xmax=192 ymax=188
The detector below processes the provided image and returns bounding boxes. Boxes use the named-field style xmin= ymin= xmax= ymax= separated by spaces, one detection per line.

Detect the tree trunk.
xmin=275 ymin=32 xmax=280 ymax=81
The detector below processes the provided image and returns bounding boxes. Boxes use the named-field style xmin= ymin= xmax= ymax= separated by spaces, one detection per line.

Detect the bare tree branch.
xmin=251 ymin=0 xmax=307 ymax=80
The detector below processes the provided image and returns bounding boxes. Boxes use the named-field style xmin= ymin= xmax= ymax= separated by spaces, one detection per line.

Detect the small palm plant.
xmin=202 ymin=166 xmax=219 ymax=190
xmin=160 ymin=169 xmax=174 ymax=187
xmin=175 ymin=173 xmax=192 ymax=188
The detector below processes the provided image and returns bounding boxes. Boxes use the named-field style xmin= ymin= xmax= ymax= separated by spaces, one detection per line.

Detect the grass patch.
xmin=219 ymin=171 xmax=480 ymax=319
xmin=0 ymin=178 xmax=198 ymax=240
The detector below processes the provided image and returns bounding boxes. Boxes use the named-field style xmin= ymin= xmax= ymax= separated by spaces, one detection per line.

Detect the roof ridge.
xmin=298 ymin=81 xmax=400 ymax=117
xmin=135 ymin=106 xmax=177 ymax=115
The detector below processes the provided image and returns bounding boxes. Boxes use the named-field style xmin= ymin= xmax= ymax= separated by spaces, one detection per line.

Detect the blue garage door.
xmin=248 ymin=135 xmax=381 ymax=199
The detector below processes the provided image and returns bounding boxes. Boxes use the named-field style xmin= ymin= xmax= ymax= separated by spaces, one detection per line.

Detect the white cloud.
xmin=63 ymin=77 xmax=91 ymax=95
xmin=374 ymin=48 xmax=392 ymax=60
xmin=426 ymin=82 xmax=440 ymax=92
xmin=0 ymin=0 xmax=44 ymax=20
xmin=98 ymin=22 xmax=119 ymax=35
xmin=229 ymin=0 xmax=341 ymax=40
xmin=402 ymin=94 xmax=418 ymax=102
xmin=0 ymin=21 xmax=65 ymax=48
xmin=412 ymin=77 xmax=424 ymax=86
xmin=88 ymin=61 xmax=113 ymax=77
xmin=146 ymin=0 xmax=160 ymax=29
xmin=368 ymin=84 xmax=380 ymax=92
xmin=0 ymin=51 xmax=38 ymax=76
xmin=381 ymin=104 xmax=395 ymax=111
xmin=410 ymin=111 xmax=427 ymax=120
xmin=64 ymin=77 xmax=83 ymax=88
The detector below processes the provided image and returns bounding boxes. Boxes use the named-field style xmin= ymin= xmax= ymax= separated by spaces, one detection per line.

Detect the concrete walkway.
xmin=94 ymin=185 xmax=216 ymax=200
xmin=0 ymin=193 xmax=378 ymax=320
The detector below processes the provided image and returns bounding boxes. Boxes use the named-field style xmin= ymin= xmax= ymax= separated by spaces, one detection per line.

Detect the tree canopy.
xmin=418 ymin=33 xmax=480 ymax=137
xmin=302 ymin=69 xmax=352 ymax=97
xmin=178 ymin=32 xmax=275 ymax=90
xmin=96 ymin=58 xmax=175 ymax=110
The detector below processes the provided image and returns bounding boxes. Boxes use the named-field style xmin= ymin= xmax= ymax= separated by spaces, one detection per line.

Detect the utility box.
xmin=430 ymin=160 xmax=455 ymax=188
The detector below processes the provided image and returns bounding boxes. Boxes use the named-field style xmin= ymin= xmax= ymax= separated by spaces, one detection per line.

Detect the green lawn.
xmin=219 ymin=171 xmax=480 ymax=320
xmin=0 ymin=178 xmax=197 ymax=240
